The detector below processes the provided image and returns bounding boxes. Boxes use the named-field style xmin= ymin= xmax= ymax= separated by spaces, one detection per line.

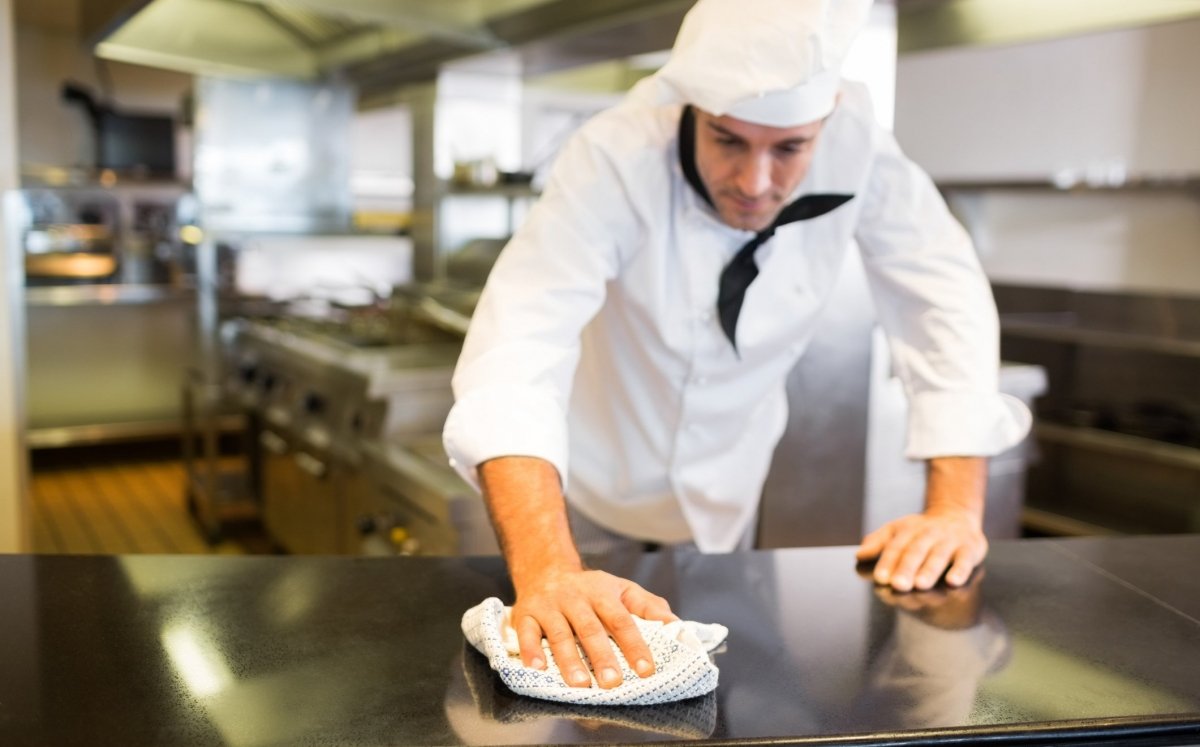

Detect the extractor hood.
xmin=93 ymin=0 xmax=692 ymax=96
xmin=897 ymin=0 xmax=1200 ymax=53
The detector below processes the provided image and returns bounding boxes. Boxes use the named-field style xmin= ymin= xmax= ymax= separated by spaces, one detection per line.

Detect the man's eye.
xmin=775 ymin=143 xmax=805 ymax=157
xmin=716 ymin=137 xmax=740 ymax=147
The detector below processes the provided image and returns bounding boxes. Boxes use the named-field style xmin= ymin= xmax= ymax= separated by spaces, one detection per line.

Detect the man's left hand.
xmin=856 ymin=510 xmax=987 ymax=591
xmin=855 ymin=456 xmax=989 ymax=592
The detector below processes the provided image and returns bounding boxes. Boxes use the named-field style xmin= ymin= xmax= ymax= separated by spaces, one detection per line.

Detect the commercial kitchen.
xmin=0 ymin=1 xmax=1198 ymax=745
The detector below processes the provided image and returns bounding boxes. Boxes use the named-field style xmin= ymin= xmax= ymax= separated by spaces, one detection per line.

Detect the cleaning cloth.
xmin=461 ymin=597 xmax=727 ymax=705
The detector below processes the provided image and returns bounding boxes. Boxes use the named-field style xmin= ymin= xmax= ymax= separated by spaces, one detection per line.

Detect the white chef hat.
xmin=651 ymin=0 xmax=874 ymax=127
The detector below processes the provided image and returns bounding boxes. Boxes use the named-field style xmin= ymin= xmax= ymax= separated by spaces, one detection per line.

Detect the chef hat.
xmin=652 ymin=0 xmax=874 ymax=127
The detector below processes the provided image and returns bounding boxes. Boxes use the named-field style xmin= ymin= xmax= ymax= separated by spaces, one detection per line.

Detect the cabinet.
xmin=994 ymin=284 xmax=1200 ymax=535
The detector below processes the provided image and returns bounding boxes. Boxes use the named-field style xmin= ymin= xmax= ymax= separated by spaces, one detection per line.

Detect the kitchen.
xmin=1 ymin=0 xmax=1200 ymax=744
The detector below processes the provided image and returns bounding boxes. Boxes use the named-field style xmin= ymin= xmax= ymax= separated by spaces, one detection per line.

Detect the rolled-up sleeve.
xmin=854 ymin=130 xmax=1031 ymax=459
xmin=442 ymin=122 xmax=635 ymax=491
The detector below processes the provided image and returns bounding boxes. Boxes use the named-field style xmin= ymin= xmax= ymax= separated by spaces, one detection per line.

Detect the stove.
xmin=221 ymin=317 xmax=480 ymax=555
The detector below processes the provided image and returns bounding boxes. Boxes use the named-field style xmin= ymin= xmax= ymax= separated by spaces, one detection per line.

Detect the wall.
xmin=15 ymin=16 xmax=192 ymax=175
xmin=948 ymin=189 xmax=1200 ymax=295
xmin=1 ymin=0 xmax=31 ymax=552
xmin=896 ymin=18 xmax=1200 ymax=295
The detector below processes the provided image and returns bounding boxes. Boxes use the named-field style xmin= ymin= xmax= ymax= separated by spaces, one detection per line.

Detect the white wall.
xmin=896 ymin=18 xmax=1200 ymax=181
xmin=949 ymin=189 xmax=1200 ymax=295
xmin=350 ymin=105 xmax=414 ymax=215
xmin=1 ymin=0 xmax=31 ymax=552
xmin=896 ymin=18 xmax=1200 ymax=295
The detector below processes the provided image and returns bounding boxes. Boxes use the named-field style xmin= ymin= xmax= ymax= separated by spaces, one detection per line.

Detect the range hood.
xmin=898 ymin=0 xmax=1200 ymax=53
xmin=93 ymin=0 xmax=692 ymax=96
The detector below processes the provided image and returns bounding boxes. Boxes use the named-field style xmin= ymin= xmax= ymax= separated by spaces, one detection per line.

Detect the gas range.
xmin=221 ymin=317 xmax=476 ymax=556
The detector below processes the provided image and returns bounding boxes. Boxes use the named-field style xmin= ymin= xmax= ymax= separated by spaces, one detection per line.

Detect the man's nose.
xmin=735 ymin=153 xmax=772 ymax=197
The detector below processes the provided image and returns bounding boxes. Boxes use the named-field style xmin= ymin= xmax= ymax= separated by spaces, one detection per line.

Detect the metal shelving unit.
xmin=997 ymin=288 xmax=1200 ymax=537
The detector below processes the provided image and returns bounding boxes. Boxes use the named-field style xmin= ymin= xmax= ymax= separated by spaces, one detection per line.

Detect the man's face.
xmin=693 ymin=109 xmax=825 ymax=232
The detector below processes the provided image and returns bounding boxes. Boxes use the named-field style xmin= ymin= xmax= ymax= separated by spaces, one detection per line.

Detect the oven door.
xmin=346 ymin=440 xmax=498 ymax=556
xmin=259 ymin=426 xmax=343 ymax=555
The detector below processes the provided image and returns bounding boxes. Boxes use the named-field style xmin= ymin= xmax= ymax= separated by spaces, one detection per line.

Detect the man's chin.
xmin=713 ymin=200 xmax=780 ymax=232
xmin=718 ymin=211 xmax=774 ymax=232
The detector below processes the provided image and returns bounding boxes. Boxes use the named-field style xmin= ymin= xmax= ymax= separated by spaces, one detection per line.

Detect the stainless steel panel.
xmin=25 ymin=292 xmax=194 ymax=432
xmin=757 ymin=251 xmax=875 ymax=548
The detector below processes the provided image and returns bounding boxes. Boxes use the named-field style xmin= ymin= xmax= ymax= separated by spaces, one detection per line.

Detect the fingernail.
xmin=600 ymin=667 xmax=620 ymax=686
xmin=916 ymin=574 xmax=933 ymax=588
xmin=635 ymin=659 xmax=653 ymax=677
xmin=892 ymin=577 xmax=912 ymax=592
xmin=875 ymin=570 xmax=890 ymax=584
xmin=569 ymin=669 xmax=590 ymax=687
xmin=530 ymin=656 xmax=545 ymax=670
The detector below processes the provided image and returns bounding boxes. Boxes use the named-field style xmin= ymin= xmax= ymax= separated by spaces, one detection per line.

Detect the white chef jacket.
xmin=442 ymin=79 xmax=1031 ymax=552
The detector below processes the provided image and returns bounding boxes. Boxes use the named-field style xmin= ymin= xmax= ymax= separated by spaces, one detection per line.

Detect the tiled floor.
xmin=30 ymin=444 xmax=271 ymax=555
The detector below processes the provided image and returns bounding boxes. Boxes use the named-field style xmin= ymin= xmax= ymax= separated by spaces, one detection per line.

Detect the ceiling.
xmin=85 ymin=0 xmax=694 ymax=98
xmin=20 ymin=0 xmax=1200 ymax=101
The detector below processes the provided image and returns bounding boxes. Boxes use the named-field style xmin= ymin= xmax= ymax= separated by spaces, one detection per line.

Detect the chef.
xmin=443 ymin=0 xmax=1031 ymax=691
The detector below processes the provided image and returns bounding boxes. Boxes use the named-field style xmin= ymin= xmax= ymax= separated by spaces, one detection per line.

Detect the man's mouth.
xmin=721 ymin=192 xmax=777 ymax=215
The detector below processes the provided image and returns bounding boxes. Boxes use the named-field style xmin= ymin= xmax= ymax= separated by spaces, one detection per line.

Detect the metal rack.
xmin=180 ymin=365 xmax=260 ymax=544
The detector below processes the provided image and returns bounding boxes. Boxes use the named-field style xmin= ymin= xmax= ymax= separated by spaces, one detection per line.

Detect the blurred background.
xmin=0 ymin=0 xmax=1197 ymax=557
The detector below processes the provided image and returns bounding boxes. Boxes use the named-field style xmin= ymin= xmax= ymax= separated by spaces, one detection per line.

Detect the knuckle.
xmin=543 ymin=627 xmax=575 ymax=646
xmin=571 ymin=619 xmax=607 ymax=642
xmin=605 ymin=612 xmax=640 ymax=636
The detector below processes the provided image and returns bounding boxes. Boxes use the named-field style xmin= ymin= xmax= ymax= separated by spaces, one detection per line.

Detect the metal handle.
xmin=293 ymin=451 xmax=328 ymax=479
xmin=259 ymin=430 xmax=287 ymax=455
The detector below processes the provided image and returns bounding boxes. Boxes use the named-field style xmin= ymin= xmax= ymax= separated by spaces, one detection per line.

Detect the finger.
xmin=886 ymin=534 xmax=937 ymax=592
xmin=872 ymin=526 xmax=917 ymax=587
xmin=595 ymin=598 xmax=656 ymax=679
xmin=945 ymin=541 xmax=985 ymax=587
xmin=540 ymin=609 xmax=594 ymax=688
xmin=621 ymin=585 xmax=678 ymax=624
xmin=562 ymin=604 xmax=624 ymax=689
xmin=515 ymin=613 xmax=547 ymax=670
xmin=913 ymin=539 xmax=958 ymax=591
xmin=856 ymin=524 xmax=895 ymax=561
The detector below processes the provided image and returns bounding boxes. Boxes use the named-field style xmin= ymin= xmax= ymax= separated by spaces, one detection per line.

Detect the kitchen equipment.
xmin=348 ymin=436 xmax=498 ymax=557
xmin=219 ymin=316 xmax=475 ymax=555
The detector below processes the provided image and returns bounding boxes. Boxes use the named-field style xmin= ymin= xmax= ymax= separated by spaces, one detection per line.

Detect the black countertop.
xmin=1 ymin=536 xmax=1199 ymax=746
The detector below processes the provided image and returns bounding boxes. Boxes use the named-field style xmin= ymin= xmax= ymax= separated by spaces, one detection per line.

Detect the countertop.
xmin=1 ymin=536 xmax=1199 ymax=746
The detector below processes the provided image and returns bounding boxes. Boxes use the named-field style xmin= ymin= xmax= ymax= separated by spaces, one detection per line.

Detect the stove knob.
xmin=390 ymin=526 xmax=420 ymax=556
xmin=356 ymin=515 xmax=377 ymax=536
xmin=303 ymin=393 xmax=326 ymax=415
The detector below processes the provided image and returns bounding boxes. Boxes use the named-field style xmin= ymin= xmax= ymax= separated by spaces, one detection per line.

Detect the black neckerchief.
xmin=677 ymin=105 xmax=854 ymax=354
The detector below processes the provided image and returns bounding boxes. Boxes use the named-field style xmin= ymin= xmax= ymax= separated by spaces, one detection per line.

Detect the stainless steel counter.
xmin=1 ymin=536 xmax=1198 ymax=745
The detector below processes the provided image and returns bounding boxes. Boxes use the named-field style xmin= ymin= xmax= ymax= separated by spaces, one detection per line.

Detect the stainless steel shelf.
xmin=1001 ymin=320 xmax=1200 ymax=358
xmin=28 ymin=415 xmax=243 ymax=449
xmin=1021 ymin=506 xmax=1123 ymax=537
xmin=1035 ymin=422 xmax=1200 ymax=471
xmin=938 ymin=178 xmax=1200 ymax=192
xmin=25 ymin=284 xmax=196 ymax=308
xmin=442 ymin=183 xmax=539 ymax=198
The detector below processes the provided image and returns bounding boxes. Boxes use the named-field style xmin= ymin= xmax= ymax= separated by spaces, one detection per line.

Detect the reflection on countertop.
xmin=1 ymin=537 xmax=1199 ymax=746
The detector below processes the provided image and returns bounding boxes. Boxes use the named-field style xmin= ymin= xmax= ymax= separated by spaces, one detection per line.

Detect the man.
xmin=443 ymin=0 xmax=1030 ymax=692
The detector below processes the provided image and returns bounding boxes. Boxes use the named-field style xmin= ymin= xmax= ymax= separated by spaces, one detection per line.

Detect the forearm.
xmin=477 ymin=455 xmax=582 ymax=590
xmin=924 ymin=456 xmax=987 ymax=525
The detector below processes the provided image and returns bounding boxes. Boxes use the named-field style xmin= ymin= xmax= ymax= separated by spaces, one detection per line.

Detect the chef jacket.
xmin=442 ymin=79 xmax=1031 ymax=552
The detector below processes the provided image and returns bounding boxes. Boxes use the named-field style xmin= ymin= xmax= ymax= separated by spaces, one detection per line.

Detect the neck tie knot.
xmin=678 ymin=106 xmax=854 ymax=354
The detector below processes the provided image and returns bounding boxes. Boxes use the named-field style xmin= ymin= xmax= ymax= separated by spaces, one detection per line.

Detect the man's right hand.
xmin=512 ymin=567 xmax=678 ymax=689
xmin=477 ymin=455 xmax=676 ymax=689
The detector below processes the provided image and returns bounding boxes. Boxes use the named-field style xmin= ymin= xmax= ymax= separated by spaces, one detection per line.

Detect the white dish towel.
xmin=461 ymin=597 xmax=728 ymax=705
